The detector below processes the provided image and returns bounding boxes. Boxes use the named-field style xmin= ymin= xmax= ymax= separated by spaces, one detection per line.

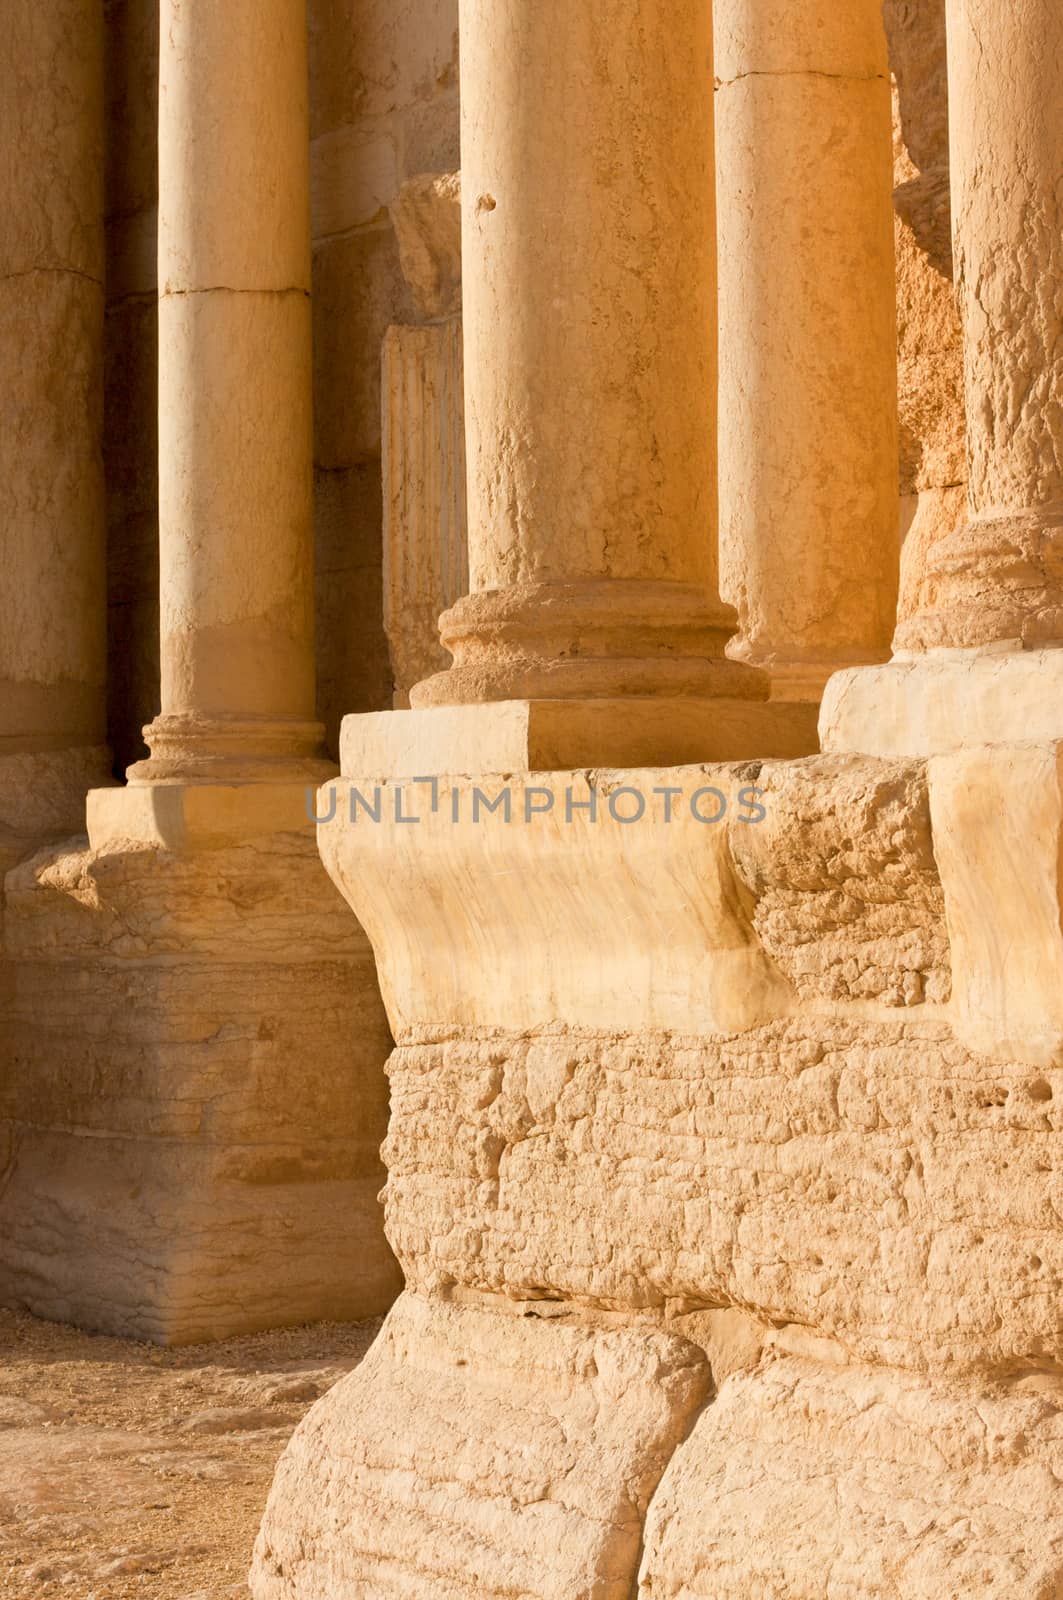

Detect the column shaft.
xmin=895 ymin=0 xmax=1063 ymax=650
xmin=412 ymin=0 xmax=763 ymax=710
xmin=0 ymin=1 xmax=106 ymax=762
xmin=134 ymin=0 xmax=323 ymax=782
xmin=716 ymin=0 xmax=899 ymax=701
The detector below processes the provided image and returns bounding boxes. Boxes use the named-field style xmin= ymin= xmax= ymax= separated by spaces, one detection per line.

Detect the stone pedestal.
xmin=715 ymin=0 xmax=899 ymax=703
xmin=254 ymin=747 xmax=1063 ymax=1594
xmin=823 ymin=0 xmax=1063 ymax=756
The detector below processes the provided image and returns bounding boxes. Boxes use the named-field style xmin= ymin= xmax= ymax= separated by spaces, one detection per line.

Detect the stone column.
xmin=893 ymin=0 xmax=1063 ymax=653
xmin=715 ymin=0 xmax=899 ymax=704
xmin=400 ymin=0 xmax=779 ymax=769
xmin=0 ymin=0 xmax=109 ymax=862
xmin=821 ymin=0 xmax=1063 ymax=755
xmin=128 ymin=0 xmax=326 ymax=786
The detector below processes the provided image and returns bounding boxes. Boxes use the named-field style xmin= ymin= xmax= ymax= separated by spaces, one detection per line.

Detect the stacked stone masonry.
xmin=3 ymin=0 xmax=1063 ymax=1597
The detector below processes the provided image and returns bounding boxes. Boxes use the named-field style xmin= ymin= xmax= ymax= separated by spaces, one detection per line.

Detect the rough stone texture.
xmin=308 ymin=0 xmax=460 ymax=739
xmin=894 ymin=0 xmax=1063 ymax=650
xmin=0 ymin=833 xmax=400 ymax=1342
xmin=252 ymin=1291 xmax=711 ymax=1599
xmin=390 ymin=170 xmax=462 ymax=321
xmin=733 ymin=757 xmax=950 ymax=1007
xmin=380 ymin=1018 xmax=1063 ymax=1373
xmin=382 ymin=319 xmax=468 ymax=704
xmin=716 ymin=0 xmax=899 ymax=695
xmin=885 ymin=0 xmax=969 ymax=645
xmin=0 ymin=0 xmax=107 ymax=758
xmin=639 ymin=1355 xmax=1063 ymax=1598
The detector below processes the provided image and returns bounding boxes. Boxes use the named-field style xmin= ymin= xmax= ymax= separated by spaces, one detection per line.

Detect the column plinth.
xmin=395 ymin=0 xmax=778 ymax=769
xmin=821 ymin=0 xmax=1063 ymax=756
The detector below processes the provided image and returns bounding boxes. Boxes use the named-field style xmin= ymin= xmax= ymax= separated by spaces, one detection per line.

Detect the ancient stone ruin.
xmin=2 ymin=0 xmax=1063 ymax=1593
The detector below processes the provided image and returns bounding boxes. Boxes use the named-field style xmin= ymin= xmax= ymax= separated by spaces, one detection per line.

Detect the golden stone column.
xmin=715 ymin=0 xmax=899 ymax=704
xmin=391 ymin=0 xmax=785 ymax=771
xmin=821 ymin=0 xmax=1063 ymax=755
xmin=0 ymin=0 xmax=110 ymax=864
xmin=127 ymin=0 xmax=327 ymax=787
xmin=894 ymin=0 xmax=1063 ymax=654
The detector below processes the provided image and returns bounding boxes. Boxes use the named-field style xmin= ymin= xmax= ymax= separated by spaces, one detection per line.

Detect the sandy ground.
xmin=0 ymin=1307 xmax=381 ymax=1598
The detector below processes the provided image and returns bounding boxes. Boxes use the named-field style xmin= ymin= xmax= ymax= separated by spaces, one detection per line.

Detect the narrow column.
xmin=0 ymin=0 xmax=109 ymax=841
xmin=894 ymin=0 xmax=1063 ymax=652
xmin=715 ymin=0 xmax=899 ymax=703
xmin=130 ymin=0 xmax=325 ymax=784
xmin=410 ymin=0 xmax=766 ymax=735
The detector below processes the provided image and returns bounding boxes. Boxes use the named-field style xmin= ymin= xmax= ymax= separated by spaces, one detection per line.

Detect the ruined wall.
xmin=101 ymin=0 xmax=460 ymax=772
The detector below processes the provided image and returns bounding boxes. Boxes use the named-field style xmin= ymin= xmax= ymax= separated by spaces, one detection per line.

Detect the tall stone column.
xmin=127 ymin=0 xmax=326 ymax=787
xmin=394 ymin=0 xmax=782 ymax=770
xmin=821 ymin=0 xmax=1063 ymax=755
xmin=715 ymin=0 xmax=899 ymax=704
xmin=0 ymin=0 xmax=109 ymax=866
xmin=0 ymin=0 xmax=400 ymax=1341
xmin=893 ymin=0 xmax=1063 ymax=654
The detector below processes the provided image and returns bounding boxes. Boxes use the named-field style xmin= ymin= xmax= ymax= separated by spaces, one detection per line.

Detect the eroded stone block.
xmin=639 ymin=1355 xmax=1063 ymax=1598
xmin=251 ymin=1290 xmax=711 ymax=1599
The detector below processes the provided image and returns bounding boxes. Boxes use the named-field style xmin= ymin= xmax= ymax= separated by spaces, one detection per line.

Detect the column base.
xmin=820 ymin=645 xmax=1063 ymax=757
xmin=892 ymin=506 xmax=1063 ymax=652
xmin=128 ymin=713 xmax=334 ymax=786
xmin=340 ymin=697 xmax=819 ymax=777
xmin=0 ymin=783 xmax=400 ymax=1343
xmin=87 ymin=777 xmax=323 ymax=851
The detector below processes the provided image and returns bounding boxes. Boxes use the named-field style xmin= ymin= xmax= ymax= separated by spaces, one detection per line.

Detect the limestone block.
xmin=313 ymin=227 xmax=413 ymax=467
xmin=0 ymin=0 xmax=104 ymax=279
xmin=638 ymin=1356 xmax=1063 ymax=1598
xmin=381 ymin=1017 xmax=1063 ymax=1372
xmin=732 ymin=756 xmax=950 ymax=1007
xmin=318 ymin=765 xmax=795 ymax=1039
xmin=251 ymin=1291 xmax=711 ymax=1599
xmin=308 ymin=0 xmax=459 ymax=139
xmin=0 ymin=271 xmax=106 ymax=751
xmin=382 ymin=320 xmax=468 ymax=704
xmin=0 ymin=832 xmax=400 ymax=1342
xmin=930 ymin=743 xmax=1063 ymax=1066
xmin=310 ymin=124 xmax=399 ymax=240
xmin=821 ymin=648 xmax=1063 ymax=758
xmin=389 ymin=171 xmax=462 ymax=319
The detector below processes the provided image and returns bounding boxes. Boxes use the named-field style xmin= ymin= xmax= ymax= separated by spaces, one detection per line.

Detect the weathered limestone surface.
xmin=382 ymin=318 xmax=467 ymax=705
xmin=1 ymin=831 xmax=400 ymax=1342
xmin=716 ymin=0 xmax=899 ymax=698
xmin=639 ymin=1356 xmax=1063 ymax=1598
xmin=256 ymin=747 xmax=1063 ymax=1593
xmin=896 ymin=0 xmax=1063 ymax=652
xmin=381 ymin=1015 xmax=1062 ymax=1373
xmin=253 ymin=1291 xmax=711 ymax=1599
xmin=0 ymin=0 xmax=110 ymax=829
